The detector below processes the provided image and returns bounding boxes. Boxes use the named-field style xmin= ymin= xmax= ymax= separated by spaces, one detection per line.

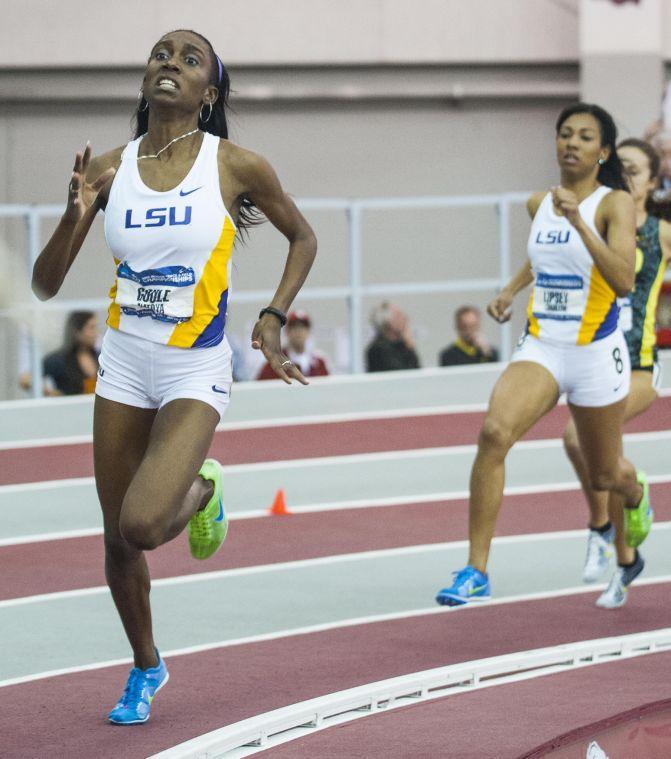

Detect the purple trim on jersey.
xmin=192 ymin=289 xmax=228 ymax=348
xmin=592 ymin=299 xmax=619 ymax=342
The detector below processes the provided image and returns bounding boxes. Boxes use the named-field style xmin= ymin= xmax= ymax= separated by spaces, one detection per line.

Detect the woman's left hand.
xmin=551 ymin=186 xmax=583 ymax=228
xmin=251 ymin=317 xmax=309 ymax=385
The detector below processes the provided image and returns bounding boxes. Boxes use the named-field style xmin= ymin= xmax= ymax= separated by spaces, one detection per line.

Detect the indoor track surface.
xmin=1 ymin=361 xmax=670 ymax=758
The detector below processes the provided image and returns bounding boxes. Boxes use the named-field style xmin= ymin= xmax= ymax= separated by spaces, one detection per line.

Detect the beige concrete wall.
xmin=663 ymin=0 xmax=671 ymax=60
xmin=580 ymin=0 xmax=664 ymax=137
xmin=581 ymin=52 xmax=663 ymax=138
xmin=1 ymin=0 xmax=579 ymax=67
xmin=0 ymin=0 xmax=586 ymax=397
xmin=581 ymin=0 xmax=663 ymax=55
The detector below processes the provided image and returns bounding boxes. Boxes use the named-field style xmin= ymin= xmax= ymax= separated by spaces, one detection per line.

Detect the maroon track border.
xmin=1 ymin=396 xmax=669 ymax=485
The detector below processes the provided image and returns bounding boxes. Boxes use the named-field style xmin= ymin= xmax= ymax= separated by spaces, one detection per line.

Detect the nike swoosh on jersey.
xmin=179 ymin=186 xmax=203 ymax=196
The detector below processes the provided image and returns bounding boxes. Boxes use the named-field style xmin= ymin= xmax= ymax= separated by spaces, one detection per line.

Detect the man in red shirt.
xmin=257 ymin=311 xmax=330 ymax=380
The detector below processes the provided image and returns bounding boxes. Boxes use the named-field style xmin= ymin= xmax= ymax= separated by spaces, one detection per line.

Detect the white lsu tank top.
xmin=526 ymin=185 xmax=619 ymax=346
xmin=103 ymin=132 xmax=237 ymax=349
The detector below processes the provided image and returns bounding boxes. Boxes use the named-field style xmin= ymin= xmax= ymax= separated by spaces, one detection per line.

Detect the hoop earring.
xmin=200 ymin=102 xmax=213 ymax=123
xmin=138 ymin=91 xmax=149 ymax=112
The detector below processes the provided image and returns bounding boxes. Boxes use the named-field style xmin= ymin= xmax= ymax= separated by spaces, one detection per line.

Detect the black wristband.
xmin=258 ymin=306 xmax=287 ymax=327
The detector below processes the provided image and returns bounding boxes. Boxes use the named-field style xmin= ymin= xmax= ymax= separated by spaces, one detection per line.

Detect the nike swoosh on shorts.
xmin=212 ymin=385 xmax=228 ymax=394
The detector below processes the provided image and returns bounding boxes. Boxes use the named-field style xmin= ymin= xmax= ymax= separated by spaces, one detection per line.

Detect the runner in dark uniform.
xmin=563 ymin=138 xmax=671 ymax=607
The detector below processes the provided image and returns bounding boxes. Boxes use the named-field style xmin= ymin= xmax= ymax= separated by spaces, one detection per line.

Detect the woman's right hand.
xmin=487 ymin=290 xmax=514 ymax=323
xmin=63 ymin=143 xmax=115 ymax=223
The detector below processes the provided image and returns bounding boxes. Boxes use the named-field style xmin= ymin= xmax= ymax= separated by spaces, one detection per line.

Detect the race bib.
xmin=618 ymin=295 xmax=632 ymax=332
xmin=532 ymin=273 xmax=584 ymax=321
xmin=115 ymin=262 xmax=196 ymax=324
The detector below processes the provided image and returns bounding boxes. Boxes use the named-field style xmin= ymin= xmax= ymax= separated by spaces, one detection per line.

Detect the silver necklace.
xmin=137 ymin=128 xmax=200 ymax=160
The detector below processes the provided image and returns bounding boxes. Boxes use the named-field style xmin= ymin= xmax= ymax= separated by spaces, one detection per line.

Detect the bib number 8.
xmin=612 ymin=347 xmax=624 ymax=375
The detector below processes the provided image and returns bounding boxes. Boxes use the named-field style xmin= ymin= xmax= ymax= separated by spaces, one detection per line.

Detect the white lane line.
xmin=0 ymin=528 xmax=105 ymax=546
xmin=0 ymin=477 xmax=93 ymax=494
xmin=3 ymin=473 xmax=671 ymax=547
xmin=2 ymin=523 xmax=670 ymax=609
xmin=0 ymin=433 xmax=93 ymax=451
xmin=0 ymin=395 xmax=95 ymax=411
xmin=247 ymin=472 xmax=671 ymax=517
xmin=2 ymin=387 xmax=669 ymax=451
xmin=2 ymin=575 xmax=671 ymax=691
xmin=2 ymin=427 xmax=670 ymax=495
xmin=0 ymin=404 xmax=487 ymax=452
xmin=216 ymin=428 xmax=671 ymax=473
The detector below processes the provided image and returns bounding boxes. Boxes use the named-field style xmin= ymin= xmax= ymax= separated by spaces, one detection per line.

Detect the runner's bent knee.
xmin=118 ymin=490 xmax=171 ymax=551
xmin=478 ymin=416 xmax=515 ymax=454
xmin=118 ymin=511 xmax=165 ymax=551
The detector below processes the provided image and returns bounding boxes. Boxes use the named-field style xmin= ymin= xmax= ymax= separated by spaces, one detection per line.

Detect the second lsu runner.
xmin=435 ymin=103 xmax=652 ymax=607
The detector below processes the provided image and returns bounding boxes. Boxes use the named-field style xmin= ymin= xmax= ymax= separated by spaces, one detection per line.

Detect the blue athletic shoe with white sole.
xmin=436 ymin=566 xmax=491 ymax=606
xmin=108 ymin=650 xmax=169 ymax=725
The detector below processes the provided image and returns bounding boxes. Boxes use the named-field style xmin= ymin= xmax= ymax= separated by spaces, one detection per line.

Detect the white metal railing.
xmin=0 ymin=193 xmax=529 ymax=397
xmin=148 ymin=628 xmax=671 ymax=758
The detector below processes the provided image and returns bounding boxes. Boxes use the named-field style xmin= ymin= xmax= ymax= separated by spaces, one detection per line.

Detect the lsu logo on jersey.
xmin=124 ymin=206 xmax=192 ymax=229
xmin=535 ymin=230 xmax=570 ymax=245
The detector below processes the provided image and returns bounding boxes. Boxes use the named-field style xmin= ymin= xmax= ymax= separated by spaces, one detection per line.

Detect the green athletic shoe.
xmin=624 ymin=471 xmax=653 ymax=548
xmin=188 ymin=459 xmax=227 ymax=560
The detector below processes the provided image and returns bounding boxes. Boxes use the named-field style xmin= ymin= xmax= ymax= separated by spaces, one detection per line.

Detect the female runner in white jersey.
xmin=562 ymin=138 xmax=671 ymax=606
xmin=435 ymin=103 xmax=652 ymax=607
xmin=32 ymin=29 xmax=317 ymax=724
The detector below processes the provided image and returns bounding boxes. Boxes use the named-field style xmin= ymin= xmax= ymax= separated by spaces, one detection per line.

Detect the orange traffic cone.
xmin=269 ymin=488 xmax=291 ymax=516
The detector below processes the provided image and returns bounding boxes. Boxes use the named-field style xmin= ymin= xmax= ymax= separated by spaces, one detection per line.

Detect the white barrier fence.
xmin=0 ymin=193 xmax=529 ymax=397
xmin=149 ymin=629 xmax=671 ymax=758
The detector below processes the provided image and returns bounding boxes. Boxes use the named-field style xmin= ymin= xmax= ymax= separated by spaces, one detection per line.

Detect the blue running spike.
xmin=436 ymin=566 xmax=491 ymax=607
xmin=108 ymin=650 xmax=169 ymax=725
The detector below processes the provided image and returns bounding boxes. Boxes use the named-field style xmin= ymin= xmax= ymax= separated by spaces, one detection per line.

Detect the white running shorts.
xmin=95 ymin=328 xmax=233 ymax=420
xmin=511 ymin=329 xmax=630 ymax=407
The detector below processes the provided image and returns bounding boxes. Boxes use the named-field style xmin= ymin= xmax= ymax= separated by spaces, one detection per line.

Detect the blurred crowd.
xmin=22 ymin=300 xmax=500 ymax=396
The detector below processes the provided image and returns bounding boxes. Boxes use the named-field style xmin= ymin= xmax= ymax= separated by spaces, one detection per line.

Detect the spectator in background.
xmin=366 ymin=302 xmax=420 ymax=372
xmin=439 ymin=305 xmax=499 ymax=366
xmin=257 ymin=310 xmax=329 ymax=380
xmin=43 ymin=311 xmax=100 ymax=395
xmin=644 ymin=83 xmax=671 ymax=189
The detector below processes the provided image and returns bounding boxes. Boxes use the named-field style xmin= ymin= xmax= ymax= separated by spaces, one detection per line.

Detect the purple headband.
xmin=215 ymin=55 xmax=223 ymax=83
